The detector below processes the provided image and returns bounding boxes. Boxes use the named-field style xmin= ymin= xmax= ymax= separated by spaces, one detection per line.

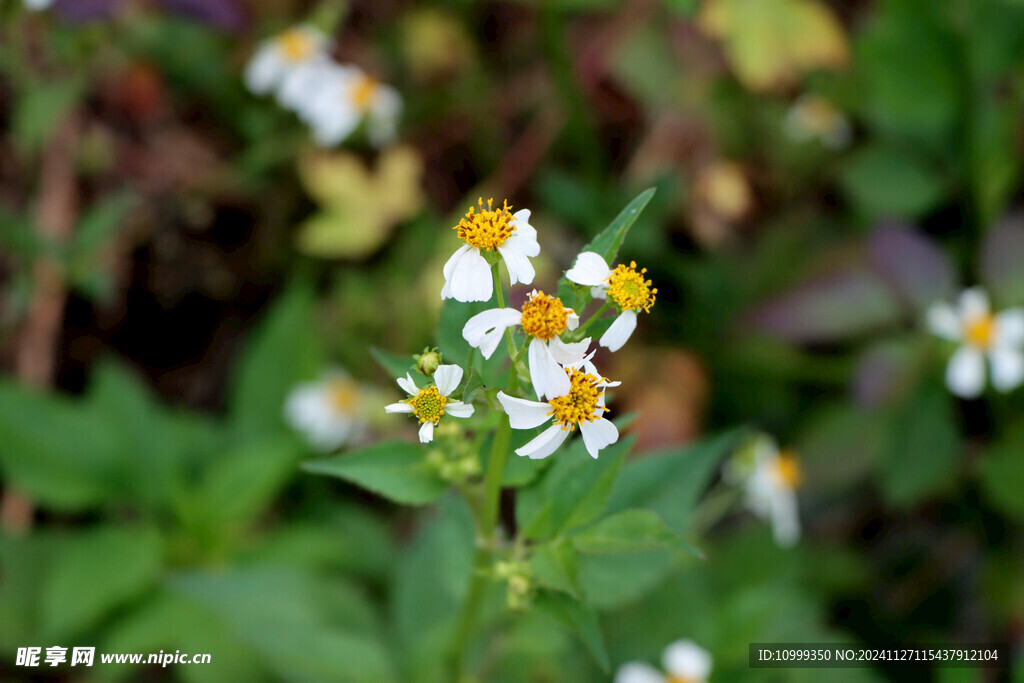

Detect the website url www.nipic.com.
xmin=16 ymin=647 xmax=211 ymax=668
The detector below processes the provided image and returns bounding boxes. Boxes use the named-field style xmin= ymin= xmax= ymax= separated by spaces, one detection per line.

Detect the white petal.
xmin=959 ymin=287 xmax=991 ymax=320
xmin=441 ymin=244 xmax=472 ymax=300
xmin=946 ymin=346 xmax=986 ymax=399
xmin=384 ymin=402 xmax=414 ymax=414
xmin=599 ymin=310 xmax=638 ymax=352
xmin=450 ymin=248 xmax=493 ymax=303
xmin=613 ymin=662 xmax=666 ymax=683
xmin=508 ymin=209 xmax=540 ymax=256
xmin=579 ymin=418 xmax=618 ymax=458
xmin=418 ymin=421 xmax=435 ymax=443
xmin=397 ymin=373 xmax=418 ymax=395
xmin=566 ymin=252 xmax=611 ymax=286
xmin=433 ymin=365 xmax=464 ymax=397
xmin=367 ymin=86 xmax=402 ymax=147
xmin=566 ymin=310 xmax=579 ymax=330
xmin=994 ymin=309 xmax=1024 ymax=347
xmin=663 ymin=640 xmax=713 ymax=681
xmin=989 ymin=348 xmax=1024 ymax=393
xmin=444 ymin=401 xmax=475 ymax=418
xmin=528 ymin=338 xmax=571 ymax=400
xmin=770 ymin=488 xmax=801 ymax=547
xmin=244 ymin=48 xmax=284 ymax=95
xmin=462 ymin=308 xmax=521 ymax=359
xmin=548 ymin=336 xmax=591 ymax=366
xmin=498 ymin=245 xmax=536 ymax=286
xmin=515 ymin=423 xmax=571 ymax=460
xmin=496 ymin=391 xmax=554 ymax=430
xmin=278 ymin=57 xmax=335 ymax=111
xmin=926 ymin=302 xmax=962 ymax=342
xmin=591 ymin=285 xmax=608 ymax=300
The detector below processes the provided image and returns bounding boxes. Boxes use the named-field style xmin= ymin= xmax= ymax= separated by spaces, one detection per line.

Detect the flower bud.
xmin=415 ymin=347 xmax=442 ymax=377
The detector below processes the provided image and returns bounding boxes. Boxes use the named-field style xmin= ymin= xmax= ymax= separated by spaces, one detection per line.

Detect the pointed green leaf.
xmin=533 ymin=590 xmax=609 ymax=672
xmin=570 ymin=509 xmax=698 ymax=556
xmin=530 ymin=540 xmax=581 ymax=598
xmin=584 ymin=187 xmax=656 ymax=263
xmin=302 ymin=440 xmax=448 ymax=505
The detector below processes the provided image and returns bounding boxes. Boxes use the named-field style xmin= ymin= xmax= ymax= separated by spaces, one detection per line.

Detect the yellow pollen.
xmin=667 ymin=677 xmax=701 ymax=683
xmin=520 ymin=291 xmax=569 ymax=341
xmin=328 ymin=379 xmax=359 ymax=414
xmin=606 ymin=261 xmax=657 ymax=313
xmin=277 ymin=29 xmax=313 ymax=62
xmin=548 ymin=369 xmax=604 ymax=431
xmin=408 ymin=386 xmax=448 ymax=424
xmin=351 ymin=75 xmax=378 ymax=112
xmin=454 ymin=197 xmax=516 ymax=251
xmin=965 ymin=314 xmax=996 ymax=349
xmin=773 ymin=451 xmax=802 ymax=489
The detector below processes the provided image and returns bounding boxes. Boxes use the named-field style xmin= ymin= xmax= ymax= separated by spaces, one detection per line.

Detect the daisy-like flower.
xmin=300 ymin=64 xmax=403 ymax=148
xmin=615 ymin=639 xmax=713 ymax=683
xmin=565 ymin=252 xmax=657 ymax=352
xmin=496 ymin=359 xmax=620 ymax=460
xmin=384 ymin=364 xmax=474 ymax=443
xmin=441 ymin=198 xmax=539 ymax=303
xmin=730 ymin=436 xmax=802 ymax=547
xmin=284 ymin=370 xmax=369 ymax=452
xmin=926 ymin=287 xmax=1024 ymax=399
xmin=462 ymin=289 xmax=590 ymax=400
xmin=783 ymin=93 xmax=852 ymax=149
xmin=244 ymin=25 xmax=329 ymax=99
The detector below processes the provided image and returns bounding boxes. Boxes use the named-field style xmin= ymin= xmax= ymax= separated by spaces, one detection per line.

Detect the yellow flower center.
xmin=277 ymin=29 xmax=313 ymax=62
xmin=454 ymin=197 xmax=516 ymax=251
xmin=520 ymin=291 xmax=569 ymax=341
xmin=606 ymin=261 xmax=657 ymax=313
xmin=548 ymin=369 xmax=604 ymax=431
xmin=351 ymin=74 xmax=378 ymax=112
xmin=772 ymin=451 xmax=802 ymax=489
xmin=408 ymin=386 xmax=448 ymax=423
xmin=965 ymin=314 xmax=996 ymax=349
xmin=667 ymin=677 xmax=701 ymax=683
xmin=328 ymin=379 xmax=359 ymax=414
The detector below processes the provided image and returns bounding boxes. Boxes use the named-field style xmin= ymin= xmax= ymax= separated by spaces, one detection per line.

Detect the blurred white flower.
xmin=284 ymin=370 xmax=369 ymax=452
xmin=927 ymin=287 xmax=1024 ymax=398
xmin=497 ymin=354 xmax=620 ymax=460
xmin=299 ymin=64 xmax=402 ymax=148
xmin=783 ymin=94 xmax=852 ymax=149
xmin=441 ymin=198 xmax=539 ymax=303
xmin=245 ymin=25 xmax=329 ymax=99
xmin=24 ymin=0 xmax=55 ymax=10
xmin=730 ymin=435 xmax=802 ymax=547
xmin=615 ymin=639 xmax=713 ymax=683
xmin=462 ymin=290 xmax=588 ymax=400
xmin=384 ymin=364 xmax=474 ymax=443
xmin=565 ymin=252 xmax=657 ymax=352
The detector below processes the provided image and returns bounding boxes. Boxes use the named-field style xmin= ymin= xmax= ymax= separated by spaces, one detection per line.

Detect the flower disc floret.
xmin=520 ymin=291 xmax=569 ymax=341
xmin=455 ymin=198 xmax=517 ymax=251
xmin=409 ymin=386 xmax=448 ymax=424
xmin=772 ymin=451 xmax=802 ymax=489
xmin=965 ymin=313 xmax=995 ymax=349
xmin=277 ymin=29 xmax=315 ymax=62
xmin=607 ymin=261 xmax=657 ymax=313
xmin=351 ymin=74 xmax=379 ymax=112
xmin=548 ymin=369 xmax=604 ymax=431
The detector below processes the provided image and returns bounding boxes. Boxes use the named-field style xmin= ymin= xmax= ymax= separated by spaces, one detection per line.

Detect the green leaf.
xmin=839 ymin=146 xmax=945 ymax=218
xmin=302 ymin=439 xmax=448 ymax=505
xmin=530 ymin=540 xmax=582 ymax=598
xmin=570 ymin=509 xmax=695 ymax=555
xmin=371 ymin=347 xmax=416 ymax=379
xmin=41 ymin=526 xmax=164 ymax=640
xmin=12 ymin=77 xmax=84 ymax=152
xmin=605 ymin=429 xmax=747 ymax=532
xmin=583 ymin=187 xmax=656 ymax=265
xmin=192 ymin=435 xmax=304 ymax=528
xmin=978 ymin=422 xmax=1024 ymax=521
xmin=880 ymin=381 xmax=959 ymax=506
xmin=172 ymin=567 xmax=396 ymax=683
xmin=72 ymin=193 xmax=136 ymax=255
xmin=228 ymin=285 xmax=323 ymax=437
xmin=532 ymin=590 xmax=609 ymax=672
xmin=516 ymin=435 xmax=633 ymax=541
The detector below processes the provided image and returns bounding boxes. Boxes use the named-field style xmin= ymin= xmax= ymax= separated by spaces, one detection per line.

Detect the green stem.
xmin=447 ymin=272 xmax=520 ymax=680
xmin=568 ymin=301 xmax=612 ymax=341
xmin=492 ymin=264 xmax=519 ymax=359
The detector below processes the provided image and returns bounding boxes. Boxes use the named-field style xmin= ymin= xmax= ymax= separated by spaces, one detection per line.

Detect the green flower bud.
xmin=415 ymin=347 xmax=442 ymax=377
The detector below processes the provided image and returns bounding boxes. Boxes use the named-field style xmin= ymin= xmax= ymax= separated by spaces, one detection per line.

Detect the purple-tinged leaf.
xmin=981 ymin=214 xmax=1024 ymax=306
xmin=853 ymin=338 xmax=926 ymax=408
xmin=744 ymin=268 xmax=902 ymax=344
xmin=53 ymin=0 xmax=122 ymax=22
xmin=157 ymin=0 xmax=247 ymax=32
xmin=867 ymin=222 xmax=956 ymax=311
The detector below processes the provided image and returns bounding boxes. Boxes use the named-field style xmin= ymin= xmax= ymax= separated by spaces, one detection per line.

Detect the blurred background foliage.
xmin=1 ymin=0 xmax=1024 ymax=680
